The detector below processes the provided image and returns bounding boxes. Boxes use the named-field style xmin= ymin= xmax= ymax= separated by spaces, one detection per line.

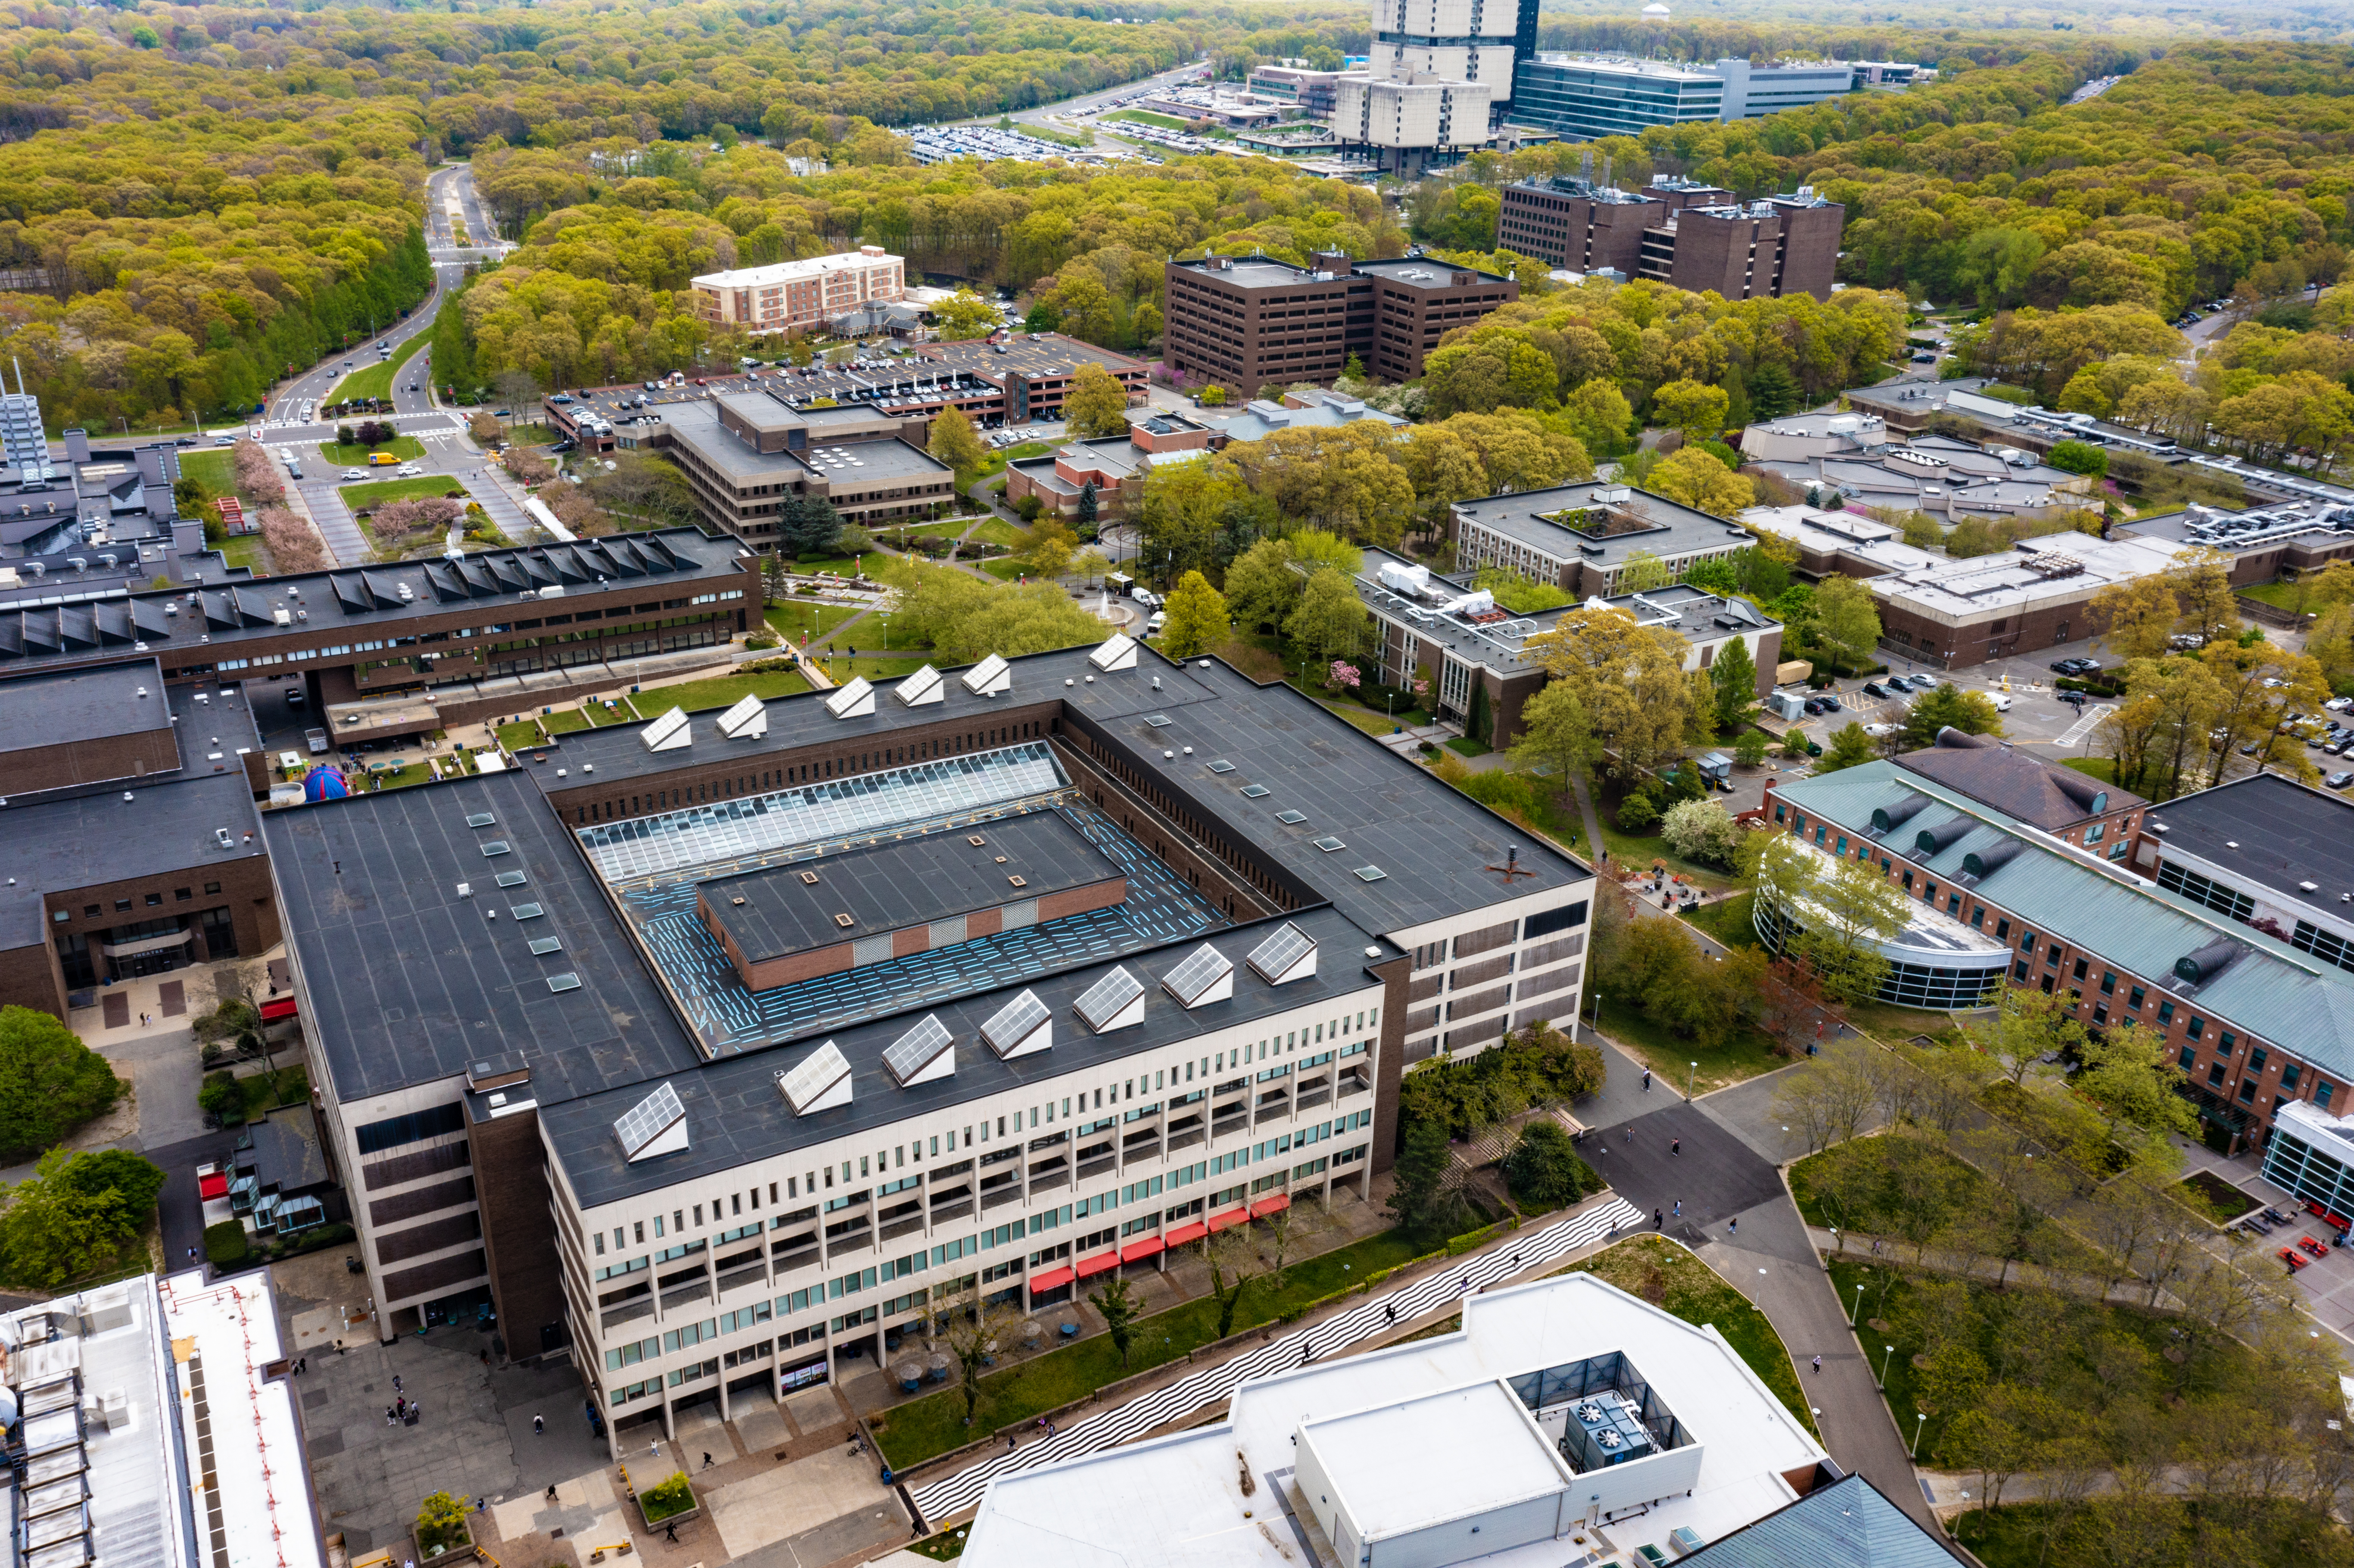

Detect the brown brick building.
xmin=1163 ymin=251 xmax=1518 ymax=398
xmin=1497 ymin=176 xmax=1843 ymax=300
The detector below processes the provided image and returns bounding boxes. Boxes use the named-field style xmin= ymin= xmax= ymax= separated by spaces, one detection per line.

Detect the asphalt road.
xmin=953 ymin=61 xmax=1211 ymax=156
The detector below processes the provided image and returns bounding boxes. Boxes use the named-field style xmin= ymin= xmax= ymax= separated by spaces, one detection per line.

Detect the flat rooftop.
xmin=962 ymin=1272 xmax=1828 ymax=1568
xmin=0 ymin=656 xmax=173 ymax=753
xmin=259 ymin=766 xmax=704 ymax=1104
xmin=1170 ymin=255 xmax=1337 ymax=289
xmin=0 ymin=765 xmax=266 ymax=946
xmin=2115 ymin=498 xmax=2354 ymax=559
xmin=1859 ymin=533 xmax=2183 ymax=622
xmin=1455 ymin=480 xmax=1757 ymax=569
xmin=1302 ymin=1379 xmax=1569 ymax=1542
xmin=701 ymin=808 xmax=1119 ymax=966
xmin=535 ymin=644 xmax=1592 ymax=938
xmin=917 ymin=333 xmax=1146 ymax=381
xmin=2143 ymin=774 xmax=2354 ymax=923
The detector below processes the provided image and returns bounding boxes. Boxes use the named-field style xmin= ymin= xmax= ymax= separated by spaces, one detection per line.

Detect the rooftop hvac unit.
xmin=824 ymin=676 xmax=876 ymax=719
xmin=716 ymin=692 xmax=767 ymax=740
xmin=640 ymin=706 xmax=692 ymax=752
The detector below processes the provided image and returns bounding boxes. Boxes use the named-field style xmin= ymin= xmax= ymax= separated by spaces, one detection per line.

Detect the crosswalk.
xmin=907 ymin=1195 xmax=1643 ymax=1521
xmin=2056 ymin=704 xmax=2112 ymax=747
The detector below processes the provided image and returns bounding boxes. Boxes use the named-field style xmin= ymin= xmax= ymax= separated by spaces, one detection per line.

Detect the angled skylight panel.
xmin=641 ymin=706 xmax=691 ymax=752
xmin=1161 ymin=943 xmax=1235 ymax=1008
xmin=1073 ymin=966 xmax=1146 ymax=1034
xmin=1246 ymin=922 xmax=1318 ymax=986
xmin=884 ymin=1014 xmax=956 ymax=1088
xmin=615 ymin=1081 xmax=688 ymax=1163
xmin=1089 ymin=632 xmax=1139 ymax=671
xmin=962 ymin=653 xmax=1011 ymax=696
xmin=824 ymin=676 xmax=876 ymax=719
xmin=896 ymin=664 xmax=944 ymax=706
xmin=778 ymin=1040 xmax=853 ymax=1116
xmin=716 ymin=692 xmax=767 ymax=740
xmin=981 ymin=989 xmax=1052 ymax=1060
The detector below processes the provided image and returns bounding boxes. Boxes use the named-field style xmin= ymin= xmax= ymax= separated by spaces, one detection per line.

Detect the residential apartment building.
xmin=1162 ymin=251 xmax=1517 ymax=398
xmin=1767 ymin=752 xmax=2354 ymax=1156
xmin=266 ymin=641 xmax=1595 ymax=1443
xmin=691 ymin=248 xmax=906 ymax=335
xmin=1451 ymin=479 xmax=1760 ymax=598
xmin=1496 ymin=176 xmax=1843 ymax=301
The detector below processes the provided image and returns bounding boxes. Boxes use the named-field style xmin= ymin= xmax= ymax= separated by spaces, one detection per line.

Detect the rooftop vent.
xmin=897 ymin=664 xmax=944 ymax=707
xmin=1090 ymin=632 xmax=1140 ymax=672
xmin=1161 ymin=943 xmax=1236 ymax=1009
xmin=641 ymin=706 xmax=691 ymax=752
xmin=981 ymin=989 xmax=1052 ymax=1060
xmin=824 ymin=676 xmax=876 ymax=719
xmin=778 ymin=1040 xmax=853 ymax=1116
xmin=716 ymin=692 xmax=767 ymax=740
xmin=614 ymin=1081 xmax=688 ymax=1162
xmin=884 ymin=1014 xmax=956 ymax=1088
xmin=2173 ymin=939 xmax=2242 ymax=990
xmin=962 ymin=653 xmax=1012 ymax=697
xmin=833 ymin=912 xmax=856 ymax=929
xmin=1073 ymin=965 xmax=1147 ymax=1034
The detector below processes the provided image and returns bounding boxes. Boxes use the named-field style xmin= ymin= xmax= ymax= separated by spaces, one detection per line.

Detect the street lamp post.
xmin=1851 ymin=1282 xmax=1865 ymax=1326
xmin=1879 ymin=1344 xmax=1895 ymax=1391
xmin=1910 ymin=1412 xmax=1928 ymax=1459
xmin=1685 ymin=1061 xmax=1697 ymax=1102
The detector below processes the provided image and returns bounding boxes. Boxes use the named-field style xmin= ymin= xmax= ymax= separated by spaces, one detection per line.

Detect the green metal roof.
xmin=1678 ymin=1475 xmax=1958 ymax=1568
xmin=1774 ymin=761 xmax=2354 ymax=1086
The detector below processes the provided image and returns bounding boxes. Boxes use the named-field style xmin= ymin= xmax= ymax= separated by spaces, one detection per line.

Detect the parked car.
xmin=2050 ymin=656 xmax=2100 ymax=676
xmin=2327 ymin=696 xmax=2354 ymax=711
xmin=283 ymin=688 xmax=304 ymax=708
xmin=305 ymin=728 xmax=329 ymax=755
xmin=2330 ymin=771 xmax=2354 ymax=790
xmin=1862 ymin=680 xmax=1893 ymax=699
xmin=1906 ymin=673 xmax=1939 ymax=691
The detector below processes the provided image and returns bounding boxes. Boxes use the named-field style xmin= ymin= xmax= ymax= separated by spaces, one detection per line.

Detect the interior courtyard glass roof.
xmin=576 ymin=740 xmax=1070 ymax=886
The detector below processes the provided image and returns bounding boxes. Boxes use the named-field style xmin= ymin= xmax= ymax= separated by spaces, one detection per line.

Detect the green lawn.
xmin=235 ymin=1065 xmax=311 ymax=1122
xmin=340 ymin=474 xmax=465 ymax=511
xmin=1595 ymin=809 xmax=1743 ymax=890
xmin=1108 ymin=107 xmax=1194 ymax=131
xmin=1319 ymin=701 xmax=1406 ymax=738
xmin=816 ymin=655 xmax=934 ymax=684
xmin=328 ymin=332 xmax=430 ymax=405
xmin=765 ymin=602 xmax=866 ymax=645
xmin=636 ymin=668 xmax=813 ymax=714
xmin=1548 ymin=1236 xmax=1818 ymax=1438
xmin=178 ymin=448 xmax=236 ymax=491
xmin=981 ymin=558 xmax=1026 ymax=580
xmin=1593 ymin=989 xmax=1786 ymax=1095
xmin=1680 ymin=890 xmax=1761 ymax=951
xmin=318 ymin=435 xmax=428 ymax=466
xmin=215 ymin=533 xmax=270 ymax=574
xmin=872 ymin=1226 xmax=1428 ymax=1469
xmin=966 ymin=517 xmax=1033 ymax=550
xmin=1443 ymin=736 xmax=1491 ymax=757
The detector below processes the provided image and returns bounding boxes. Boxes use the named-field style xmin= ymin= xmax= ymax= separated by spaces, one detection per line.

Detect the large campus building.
xmin=1161 ymin=251 xmax=1520 ymax=399
xmin=1768 ymin=746 xmax=2354 ymax=1152
xmin=1451 ymin=477 xmax=1764 ymax=600
xmin=961 ymin=1269 xmax=1952 ymax=1568
xmin=262 ymin=637 xmax=1595 ymax=1441
xmin=1495 ymin=175 xmax=1843 ymax=300
xmin=690 ymin=247 xmax=907 ymax=334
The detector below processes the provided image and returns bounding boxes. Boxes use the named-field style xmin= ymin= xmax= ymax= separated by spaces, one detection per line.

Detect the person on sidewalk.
xmin=1811 ymin=1356 xmax=1822 ymax=1374
xmin=1670 ymin=1139 xmax=1681 ymax=1156
xmin=1728 ymin=1218 xmax=1738 ymax=1236
xmin=1653 ymin=1209 xmax=1663 ymax=1229
xmin=1641 ymin=1068 xmax=1651 ymax=1092
xmin=533 ymin=1414 xmax=545 ymax=1434
xmin=1672 ymin=1199 xmax=1682 ymax=1218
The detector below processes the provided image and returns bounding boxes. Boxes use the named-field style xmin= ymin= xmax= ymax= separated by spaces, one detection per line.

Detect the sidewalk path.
xmin=908 ymin=1192 xmax=1643 ymax=1521
xmin=1806 ymin=1226 xmax=2180 ymax=1310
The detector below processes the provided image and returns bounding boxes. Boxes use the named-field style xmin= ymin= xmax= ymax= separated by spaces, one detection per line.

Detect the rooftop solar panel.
xmin=1246 ymin=922 xmax=1317 ymax=984
xmin=1160 ymin=943 xmax=1233 ymax=1008
xmin=981 ymin=989 xmax=1052 ymax=1056
xmin=884 ymin=1014 xmax=956 ymax=1086
xmin=1073 ymin=966 xmax=1145 ymax=1033
xmin=612 ymin=1081 xmax=685 ymax=1160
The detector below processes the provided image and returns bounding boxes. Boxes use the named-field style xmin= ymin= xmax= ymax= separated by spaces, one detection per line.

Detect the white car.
xmin=2327 ymin=697 xmax=2353 ymax=712
xmin=1862 ymin=722 xmax=1902 ymax=737
xmin=396 ymin=465 xmax=423 ymax=477
xmin=342 ymin=469 xmax=365 ymax=481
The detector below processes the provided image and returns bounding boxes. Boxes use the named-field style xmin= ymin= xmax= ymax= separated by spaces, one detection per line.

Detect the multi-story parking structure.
xmin=265 ymin=638 xmax=1594 ymax=1447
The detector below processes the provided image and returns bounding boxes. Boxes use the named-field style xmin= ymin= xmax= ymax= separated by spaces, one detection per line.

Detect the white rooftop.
xmin=691 ymin=248 xmax=903 ymax=290
xmin=1302 ymin=1378 xmax=1570 ymax=1542
xmin=962 ymin=1271 xmax=1825 ymax=1568
xmin=158 ymin=1268 xmax=325 ymax=1568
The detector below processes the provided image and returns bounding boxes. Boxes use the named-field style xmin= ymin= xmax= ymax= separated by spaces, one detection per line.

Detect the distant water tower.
xmin=1641 ymin=1 xmax=1671 ymax=16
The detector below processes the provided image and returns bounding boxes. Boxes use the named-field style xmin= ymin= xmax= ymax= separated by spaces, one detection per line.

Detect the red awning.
xmin=259 ymin=996 xmax=298 ymax=1022
xmin=1250 ymin=1193 xmax=1292 ymax=1218
xmin=1120 ymin=1236 xmax=1165 ymax=1263
xmin=1074 ymin=1250 xmax=1121 ymax=1280
xmin=1205 ymin=1205 xmax=1251 ymax=1233
xmin=1028 ymin=1266 xmax=1074 ymax=1292
xmin=1163 ymin=1221 xmax=1208 ymax=1248
xmin=198 ymin=1171 xmax=229 ymax=1201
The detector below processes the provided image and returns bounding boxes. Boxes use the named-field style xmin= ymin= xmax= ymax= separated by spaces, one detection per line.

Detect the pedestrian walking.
xmin=1624 ymin=1126 xmax=1633 ymax=1144
xmin=1728 ymin=1217 xmax=1738 ymax=1236
xmin=1811 ymin=1356 xmax=1822 ymax=1374
xmin=1641 ymin=1068 xmax=1651 ymax=1092
xmin=546 ymin=1484 xmax=558 ymax=1502
xmin=187 ymin=1247 xmax=198 ymax=1263
xmin=392 ymin=1374 xmax=403 ymax=1394
xmin=664 ymin=1525 xmax=678 ymax=1544
xmin=1007 ymin=1435 xmax=1017 ymax=1452
xmin=703 ymin=1452 xmax=713 ymax=1471
xmin=386 ymin=1406 xmax=397 ymax=1427
xmin=650 ymin=1440 xmax=661 ymax=1462
xmin=1672 ymin=1199 xmax=1681 ymax=1218
xmin=1385 ymin=1303 xmax=1397 ymax=1323
xmin=1653 ymin=1208 xmax=1663 ymax=1229
xmin=533 ymin=1414 xmax=545 ymax=1435
xmin=336 ymin=1341 xmax=345 ymax=1356
xmin=1670 ymin=1139 xmax=1681 ymax=1156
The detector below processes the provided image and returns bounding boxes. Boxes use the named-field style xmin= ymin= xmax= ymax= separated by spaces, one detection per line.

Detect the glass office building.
xmin=1509 ymin=57 xmax=1724 ymax=141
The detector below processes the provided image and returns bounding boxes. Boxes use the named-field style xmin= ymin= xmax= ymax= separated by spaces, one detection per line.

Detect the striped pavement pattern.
xmin=909 ymin=1193 xmax=1646 ymax=1521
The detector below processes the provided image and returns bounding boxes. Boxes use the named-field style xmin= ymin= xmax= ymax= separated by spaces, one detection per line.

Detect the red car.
xmin=2281 ymin=1248 xmax=2308 ymax=1271
xmin=2299 ymin=1236 xmax=2329 ymax=1259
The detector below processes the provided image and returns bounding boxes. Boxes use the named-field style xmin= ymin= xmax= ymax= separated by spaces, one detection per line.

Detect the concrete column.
xmin=660 ymin=1391 xmax=676 ymax=1440
xmin=716 ymin=1369 xmax=732 ymax=1422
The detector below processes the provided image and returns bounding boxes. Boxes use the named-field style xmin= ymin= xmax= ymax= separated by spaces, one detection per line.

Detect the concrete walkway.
xmin=1808 ymin=1226 xmax=2182 ymax=1309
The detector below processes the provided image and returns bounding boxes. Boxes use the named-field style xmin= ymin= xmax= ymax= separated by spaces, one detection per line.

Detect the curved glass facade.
xmin=1753 ymin=898 xmax=2008 ymax=1011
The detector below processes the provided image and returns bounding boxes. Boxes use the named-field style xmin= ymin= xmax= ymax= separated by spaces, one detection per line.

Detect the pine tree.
xmin=1467 ymin=678 xmax=1491 ymax=746
xmin=1077 ymin=480 xmax=1097 ymax=527
xmin=1710 ymin=636 xmax=1759 ymax=730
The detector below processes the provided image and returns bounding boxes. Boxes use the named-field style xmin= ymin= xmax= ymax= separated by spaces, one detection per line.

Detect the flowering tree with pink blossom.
xmin=1329 ymin=661 xmax=1361 ymax=691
